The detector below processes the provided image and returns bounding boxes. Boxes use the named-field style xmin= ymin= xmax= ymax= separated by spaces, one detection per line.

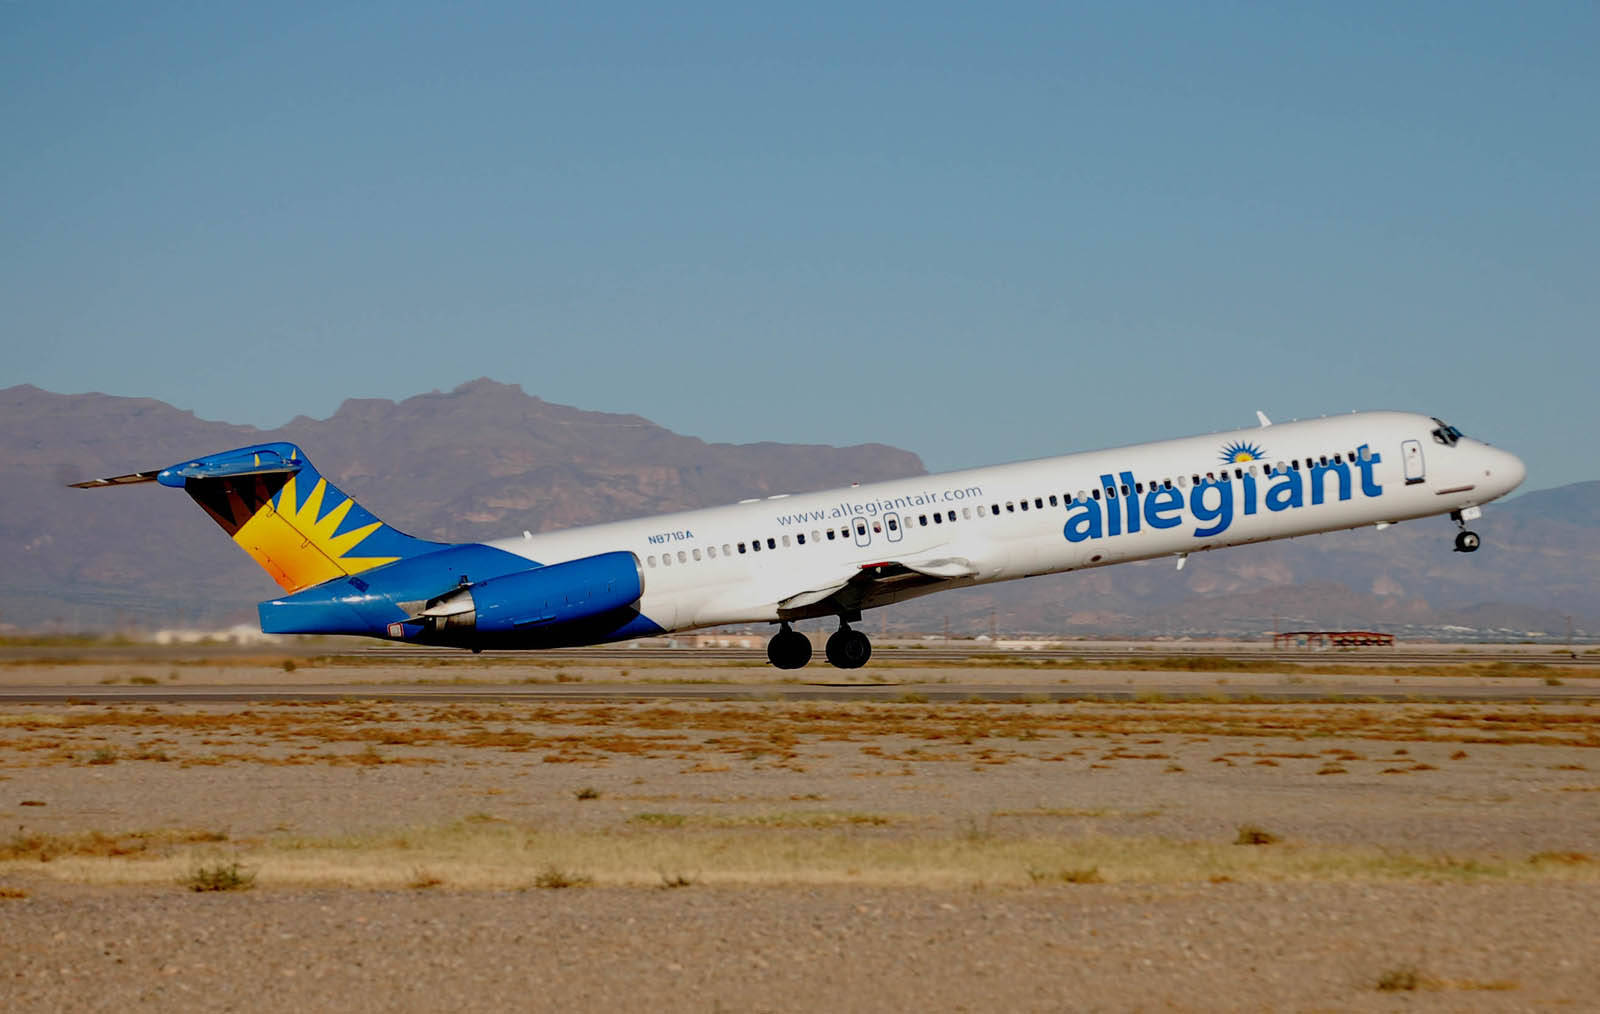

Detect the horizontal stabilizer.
xmin=69 ymin=470 xmax=161 ymax=489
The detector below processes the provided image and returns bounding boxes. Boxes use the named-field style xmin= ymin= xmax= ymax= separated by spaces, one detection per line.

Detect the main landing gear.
xmin=766 ymin=623 xmax=812 ymax=670
xmin=765 ymin=621 xmax=873 ymax=670
xmin=1451 ymin=508 xmax=1481 ymax=553
xmin=825 ymin=623 xmax=872 ymax=670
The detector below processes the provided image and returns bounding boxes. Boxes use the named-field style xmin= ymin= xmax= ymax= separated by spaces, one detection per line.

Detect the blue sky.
xmin=4 ymin=2 xmax=1595 ymax=489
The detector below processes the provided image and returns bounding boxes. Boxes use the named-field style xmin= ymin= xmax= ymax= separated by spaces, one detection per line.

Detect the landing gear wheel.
xmin=766 ymin=625 xmax=813 ymax=670
xmin=825 ymin=626 xmax=872 ymax=669
xmin=1454 ymin=530 xmax=1481 ymax=553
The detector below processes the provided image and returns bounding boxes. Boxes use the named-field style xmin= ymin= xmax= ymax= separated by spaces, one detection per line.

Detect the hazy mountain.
xmin=2 ymin=382 xmax=1593 ymax=640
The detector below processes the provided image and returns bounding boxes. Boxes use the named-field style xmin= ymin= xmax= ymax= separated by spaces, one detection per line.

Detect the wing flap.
xmin=778 ymin=581 xmax=853 ymax=611
xmin=898 ymin=556 xmax=979 ymax=579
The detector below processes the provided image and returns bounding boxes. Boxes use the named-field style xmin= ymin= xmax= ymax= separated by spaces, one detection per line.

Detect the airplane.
xmin=73 ymin=411 xmax=1525 ymax=669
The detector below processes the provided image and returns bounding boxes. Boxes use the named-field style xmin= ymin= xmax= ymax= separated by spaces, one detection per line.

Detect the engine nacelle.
xmin=419 ymin=551 xmax=644 ymax=634
xmin=259 ymin=545 xmax=645 ymax=643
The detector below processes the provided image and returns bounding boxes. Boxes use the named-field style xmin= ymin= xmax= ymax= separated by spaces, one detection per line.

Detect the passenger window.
xmin=692 ymin=548 xmax=702 ymax=561
xmin=738 ymin=542 xmax=747 ymax=554
xmin=1006 ymin=501 xmax=1016 ymax=512
xmin=796 ymin=534 xmax=805 ymax=545
xmin=1032 ymin=498 xmax=1042 ymax=509
xmin=1019 ymin=501 xmax=1028 ymax=512
xmin=767 ymin=537 xmax=776 ymax=549
xmin=826 ymin=529 xmax=835 ymax=541
xmin=707 ymin=546 xmax=717 ymax=559
xmin=887 ymin=517 xmax=899 ymax=531
xmin=751 ymin=540 xmax=760 ymax=552
xmin=948 ymin=510 xmax=956 ymax=522
xmin=811 ymin=531 xmax=821 ymax=542
xmin=1049 ymin=495 xmax=1058 ymax=507
xmin=977 ymin=505 xmax=987 ymax=517
xmin=991 ymin=503 xmax=1001 ymax=515
xmin=1360 ymin=447 xmax=1371 ymax=461
xmin=661 ymin=553 xmax=671 ymax=567
xmin=962 ymin=508 xmax=972 ymax=520
xmin=1291 ymin=459 xmax=1300 ymax=470
xmin=933 ymin=512 xmax=943 ymax=523
xmin=677 ymin=551 xmax=686 ymax=564
xmin=853 ymin=523 xmax=865 ymax=537
xmin=1091 ymin=488 xmax=1101 ymax=500
xmin=723 ymin=544 xmax=732 ymax=556
xmin=782 ymin=535 xmax=791 ymax=547
xmin=1119 ymin=485 xmax=1129 ymax=496
xmin=872 ymin=522 xmax=881 ymax=534
xmin=919 ymin=514 xmax=928 ymax=526
xmin=647 ymin=556 xmax=657 ymax=568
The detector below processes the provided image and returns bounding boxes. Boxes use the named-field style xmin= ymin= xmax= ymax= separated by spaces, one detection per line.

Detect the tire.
xmin=1455 ymin=530 xmax=1481 ymax=553
xmin=767 ymin=630 xmax=812 ymax=669
xmin=826 ymin=629 xmax=872 ymax=669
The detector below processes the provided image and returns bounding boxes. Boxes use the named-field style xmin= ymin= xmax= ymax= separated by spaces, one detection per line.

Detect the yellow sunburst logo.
xmin=231 ymin=474 xmax=399 ymax=592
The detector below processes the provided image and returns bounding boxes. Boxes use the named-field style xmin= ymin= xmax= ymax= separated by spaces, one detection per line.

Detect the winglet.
xmin=1256 ymin=411 xmax=1272 ymax=428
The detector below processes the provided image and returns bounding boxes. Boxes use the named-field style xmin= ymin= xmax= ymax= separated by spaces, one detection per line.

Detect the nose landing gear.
xmin=1451 ymin=508 xmax=1481 ymax=553
xmin=766 ymin=623 xmax=813 ymax=670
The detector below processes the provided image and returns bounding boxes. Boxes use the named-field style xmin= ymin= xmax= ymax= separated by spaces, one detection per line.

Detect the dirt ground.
xmin=2 ymin=655 xmax=1598 ymax=1011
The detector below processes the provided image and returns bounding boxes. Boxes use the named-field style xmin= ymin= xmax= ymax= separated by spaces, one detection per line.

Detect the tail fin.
xmin=74 ymin=442 xmax=443 ymax=593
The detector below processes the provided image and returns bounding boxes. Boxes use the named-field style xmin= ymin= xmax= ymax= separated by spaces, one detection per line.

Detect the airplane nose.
xmin=1489 ymin=447 xmax=1526 ymax=495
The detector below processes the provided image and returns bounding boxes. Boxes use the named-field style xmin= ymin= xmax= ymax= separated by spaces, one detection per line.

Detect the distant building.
xmin=680 ymin=633 xmax=764 ymax=649
xmin=1273 ymin=630 xmax=1395 ymax=649
xmin=152 ymin=625 xmax=283 ymax=646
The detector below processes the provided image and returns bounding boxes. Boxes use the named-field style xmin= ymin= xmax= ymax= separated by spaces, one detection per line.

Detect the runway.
xmin=3 ymin=679 xmax=1594 ymax=705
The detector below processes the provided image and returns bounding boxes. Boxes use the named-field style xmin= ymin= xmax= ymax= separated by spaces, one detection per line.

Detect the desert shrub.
xmin=184 ymin=861 xmax=255 ymax=892
xmin=531 ymin=867 xmax=592 ymax=889
xmin=1234 ymin=825 xmax=1279 ymax=846
xmin=1376 ymin=967 xmax=1421 ymax=992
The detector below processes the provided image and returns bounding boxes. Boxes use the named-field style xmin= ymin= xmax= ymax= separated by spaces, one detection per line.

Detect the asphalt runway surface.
xmin=3 ymin=678 xmax=1594 ymax=704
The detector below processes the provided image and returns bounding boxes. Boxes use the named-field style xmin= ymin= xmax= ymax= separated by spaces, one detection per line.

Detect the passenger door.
xmin=1402 ymin=440 xmax=1425 ymax=485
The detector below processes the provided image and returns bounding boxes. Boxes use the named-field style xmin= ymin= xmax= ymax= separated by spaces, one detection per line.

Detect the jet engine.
xmin=417 ymin=551 xmax=644 ymax=634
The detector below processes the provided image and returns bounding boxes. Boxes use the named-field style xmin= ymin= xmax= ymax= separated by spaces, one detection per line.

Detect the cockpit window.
xmin=1431 ymin=418 xmax=1464 ymax=447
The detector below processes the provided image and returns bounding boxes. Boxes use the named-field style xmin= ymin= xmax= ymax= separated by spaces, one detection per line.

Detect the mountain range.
xmin=3 ymin=381 xmax=1594 ymax=640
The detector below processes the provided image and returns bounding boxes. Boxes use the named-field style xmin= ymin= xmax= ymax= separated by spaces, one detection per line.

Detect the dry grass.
xmin=1 ymin=828 xmax=228 ymax=862
xmin=3 ymin=699 xmax=1596 ymax=772
xmin=3 ymin=696 xmax=1596 ymax=894
xmin=6 ymin=819 xmax=1600 ymax=891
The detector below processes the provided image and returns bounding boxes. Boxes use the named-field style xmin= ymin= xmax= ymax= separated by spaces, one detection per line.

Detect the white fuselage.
xmin=477 ymin=411 xmax=1525 ymax=635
